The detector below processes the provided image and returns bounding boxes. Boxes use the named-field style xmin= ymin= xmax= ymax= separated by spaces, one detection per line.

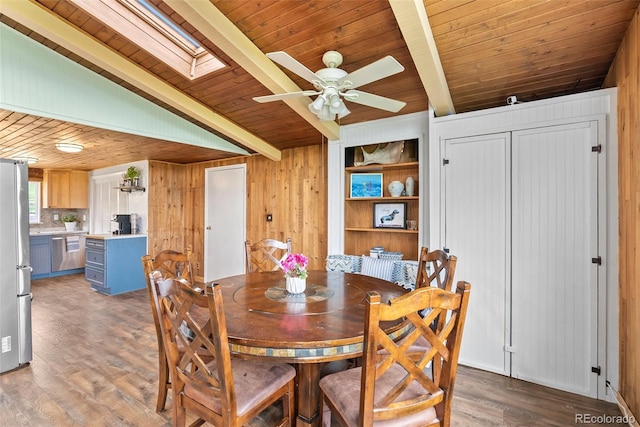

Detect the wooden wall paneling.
xmin=146 ymin=160 xmax=187 ymax=256
xmin=604 ymin=5 xmax=639 ymax=420
xmin=245 ymin=144 xmax=328 ymax=270
xmin=184 ymin=144 xmax=327 ymax=279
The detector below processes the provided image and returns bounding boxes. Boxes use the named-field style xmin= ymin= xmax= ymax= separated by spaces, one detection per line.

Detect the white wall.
xmin=89 ymin=160 xmax=149 ymax=235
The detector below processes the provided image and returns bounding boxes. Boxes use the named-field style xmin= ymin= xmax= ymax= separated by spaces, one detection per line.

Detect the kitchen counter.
xmin=85 ymin=233 xmax=146 ymax=240
xmin=30 ymin=229 xmax=88 ymax=236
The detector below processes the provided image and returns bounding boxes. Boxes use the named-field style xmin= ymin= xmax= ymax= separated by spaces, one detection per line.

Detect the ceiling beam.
xmin=389 ymin=0 xmax=455 ymax=116
xmin=0 ymin=0 xmax=282 ymax=160
xmin=165 ymin=0 xmax=340 ymax=141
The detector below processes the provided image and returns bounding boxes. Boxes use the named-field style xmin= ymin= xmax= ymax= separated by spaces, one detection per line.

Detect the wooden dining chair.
xmin=142 ymin=248 xmax=195 ymax=412
xmin=319 ymin=281 xmax=471 ymax=427
xmin=399 ymin=247 xmax=458 ymax=383
xmin=151 ymin=278 xmax=297 ymax=427
xmin=245 ymin=237 xmax=292 ymax=272
xmin=415 ymin=246 xmax=457 ymax=291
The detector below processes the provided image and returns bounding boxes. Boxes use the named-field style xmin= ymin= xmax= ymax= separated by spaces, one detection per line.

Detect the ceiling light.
xmin=13 ymin=156 xmax=38 ymax=164
xmin=56 ymin=142 xmax=84 ymax=153
xmin=309 ymin=95 xmax=326 ymax=114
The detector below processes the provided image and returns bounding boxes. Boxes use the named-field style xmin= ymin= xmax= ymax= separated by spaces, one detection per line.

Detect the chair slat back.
xmin=147 ymin=249 xmax=194 ymax=283
xmin=151 ymin=279 xmax=236 ymax=424
xmin=360 ymin=281 xmax=471 ymax=426
xmin=245 ymin=238 xmax=292 ymax=272
xmin=415 ymin=247 xmax=457 ymax=291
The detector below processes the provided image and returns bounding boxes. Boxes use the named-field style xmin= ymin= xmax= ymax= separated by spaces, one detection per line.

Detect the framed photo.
xmin=373 ymin=202 xmax=407 ymax=229
xmin=350 ymin=173 xmax=383 ymax=198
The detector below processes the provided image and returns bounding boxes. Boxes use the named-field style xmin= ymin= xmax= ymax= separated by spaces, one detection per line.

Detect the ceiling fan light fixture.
xmin=337 ymin=105 xmax=350 ymax=119
xmin=310 ymin=95 xmax=326 ymax=113
xmin=56 ymin=142 xmax=84 ymax=153
xmin=329 ymin=100 xmax=343 ymax=115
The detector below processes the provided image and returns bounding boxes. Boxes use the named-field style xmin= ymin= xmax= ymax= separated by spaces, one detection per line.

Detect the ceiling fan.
xmin=253 ymin=51 xmax=407 ymax=121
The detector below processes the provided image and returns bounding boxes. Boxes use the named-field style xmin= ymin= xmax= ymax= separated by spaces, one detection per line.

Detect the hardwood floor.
xmin=0 ymin=274 xmax=625 ymax=426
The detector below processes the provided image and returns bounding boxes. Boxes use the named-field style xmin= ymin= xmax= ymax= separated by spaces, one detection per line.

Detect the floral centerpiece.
xmin=282 ymin=253 xmax=308 ymax=294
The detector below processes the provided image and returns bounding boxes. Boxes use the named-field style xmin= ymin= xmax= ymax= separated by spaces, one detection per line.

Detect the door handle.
xmin=206 ymin=226 xmax=212 ymax=230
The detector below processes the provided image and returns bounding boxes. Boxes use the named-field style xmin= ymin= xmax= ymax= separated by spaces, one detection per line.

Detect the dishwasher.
xmin=51 ymin=234 xmax=86 ymax=271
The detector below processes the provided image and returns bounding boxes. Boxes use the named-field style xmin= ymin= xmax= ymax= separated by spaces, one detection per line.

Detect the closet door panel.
xmin=511 ymin=122 xmax=599 ymax=398
xmin=443 ymin=133 xmax=510 ymax=375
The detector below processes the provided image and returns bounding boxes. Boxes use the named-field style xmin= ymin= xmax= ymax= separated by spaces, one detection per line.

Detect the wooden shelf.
xmin=346 ymin=196 xmax=418 ymax=201
xmin=115 ymin=186 xmax=146 ymax=192
xmin=345 ymin=227 xmax=418 ymax=234
xmin=345 ymin=161 xmax=418 ymax=172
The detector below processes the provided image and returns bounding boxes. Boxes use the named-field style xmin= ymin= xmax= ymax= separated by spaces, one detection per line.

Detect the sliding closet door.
xmin=510 ymin=121 xmax=599 ymax=398
xmin=443 ymin=133 xmax=510 ymax=375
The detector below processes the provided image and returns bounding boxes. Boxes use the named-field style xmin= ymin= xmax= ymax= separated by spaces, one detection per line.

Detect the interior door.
xmin=510 ymin=122 xmax=599 ymax=398
xmin=204 ymin=165 xmax=246 ymax=282
xmin=443 ymin=133 xmax=511 ymax=375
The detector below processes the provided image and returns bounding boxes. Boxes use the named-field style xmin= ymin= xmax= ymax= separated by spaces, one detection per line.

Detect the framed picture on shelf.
xmin=373 ymin=202 xmax=407 ymax=229
xmin=350 ymin=173 xmax=383 ymax=198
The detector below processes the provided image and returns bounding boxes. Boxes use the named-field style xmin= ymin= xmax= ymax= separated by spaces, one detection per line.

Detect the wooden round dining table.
xmin=214 ymin=270 xmax=408 ymax=427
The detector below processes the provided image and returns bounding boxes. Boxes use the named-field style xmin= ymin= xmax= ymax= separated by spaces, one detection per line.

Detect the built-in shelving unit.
xmin=344 ymin=139 xmax=419 ymax=259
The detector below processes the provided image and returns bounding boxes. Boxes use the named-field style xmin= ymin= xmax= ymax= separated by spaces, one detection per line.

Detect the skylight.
xmin=69 ymin=0 xmax=225 ymax=80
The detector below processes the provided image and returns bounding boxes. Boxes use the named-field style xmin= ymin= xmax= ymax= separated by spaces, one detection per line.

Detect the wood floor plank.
xmin=0 ymin=274 xmax=625 ymax=426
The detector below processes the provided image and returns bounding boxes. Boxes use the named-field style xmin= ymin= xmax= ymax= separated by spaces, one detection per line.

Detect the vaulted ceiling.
xmin=1 ymin=0 xmax=638 ymax=170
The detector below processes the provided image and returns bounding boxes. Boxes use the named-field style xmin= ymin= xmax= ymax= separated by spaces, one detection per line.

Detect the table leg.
xmin=295 ymin=363 xmax=322 ymax=427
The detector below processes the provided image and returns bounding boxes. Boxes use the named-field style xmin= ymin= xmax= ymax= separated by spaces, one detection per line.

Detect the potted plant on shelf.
xmin=123 ymin=166 xmax=141 ymax=187
xmin=61 ymin=214 xmax=78 ymax=231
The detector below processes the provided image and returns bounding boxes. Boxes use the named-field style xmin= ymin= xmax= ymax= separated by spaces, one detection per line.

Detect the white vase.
xmin=64 ymin=221 xmax=76 ymax=231
xmin=405 ymin=176 xmax=414 ymax=196
xmin=388 ymin=180 xmax=404 ymax=197
xmin=286 ymin=276 xmax=306 ymax=294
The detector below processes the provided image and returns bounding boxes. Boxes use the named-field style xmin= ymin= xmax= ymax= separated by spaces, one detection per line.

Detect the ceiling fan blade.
xmin=339 ymin=56 xmax=404 ymax=89
xmin=266 ymin=51 xmax=324 ymax=84
xmin=345 ymin=90 xmax=406 ymax=113
xmin=253 ymin=90 xmax=319 ymax=103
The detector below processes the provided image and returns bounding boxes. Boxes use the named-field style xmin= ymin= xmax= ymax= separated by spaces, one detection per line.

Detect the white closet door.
xmin=511 ymin=122 xmax=599 ymax=397
xmin=443 ymin=133 xmax=510 ymax=375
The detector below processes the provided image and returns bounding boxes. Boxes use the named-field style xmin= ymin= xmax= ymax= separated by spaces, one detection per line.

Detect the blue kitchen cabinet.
xmin=85 ymin=235 xmax=147 ymax=295
xmin=30 ymin=235 xmax=52 ymax=278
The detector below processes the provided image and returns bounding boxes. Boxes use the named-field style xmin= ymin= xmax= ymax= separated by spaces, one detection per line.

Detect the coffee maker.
xmin=112 ymin=214 xmax=131 ymax=235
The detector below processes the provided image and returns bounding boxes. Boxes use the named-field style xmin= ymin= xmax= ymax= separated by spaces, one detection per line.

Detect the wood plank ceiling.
xmin=0 ymin=0 xmax=638 ymax=170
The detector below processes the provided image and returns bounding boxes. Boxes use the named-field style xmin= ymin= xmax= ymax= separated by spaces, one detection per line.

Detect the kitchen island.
xmin=85 ymin=234 xmax=146 ymax=295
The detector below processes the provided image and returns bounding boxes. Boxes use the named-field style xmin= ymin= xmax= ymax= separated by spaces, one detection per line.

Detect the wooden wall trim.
xmin=605 ymin=4 xmax=640 ymax=420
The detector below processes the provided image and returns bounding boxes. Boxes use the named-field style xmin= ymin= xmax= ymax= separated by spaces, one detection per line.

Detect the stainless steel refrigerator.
xmin=0 ymin=159 xmax=32 ymax=374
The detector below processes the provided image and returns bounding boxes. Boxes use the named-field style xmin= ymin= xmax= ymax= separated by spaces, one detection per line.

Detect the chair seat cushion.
xmin=319 ymin=364 xmax=437 ymax=426
xmin=184 ymin=359 xmax=296 ymax=417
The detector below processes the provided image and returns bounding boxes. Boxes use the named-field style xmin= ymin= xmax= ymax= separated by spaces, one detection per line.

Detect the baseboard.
xmin=614 ymin=389 xmax=638 ymax=427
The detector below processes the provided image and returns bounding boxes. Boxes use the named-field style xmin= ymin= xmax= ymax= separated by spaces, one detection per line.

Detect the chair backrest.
xmin=144 ymin=248 xmax=194 ymax=284
xmin=415 ymin=247 xmax=457 ymax=291
xmin=151 ymin=279 xmax=238 ymax=424
xmin=141 ymin=248 xmax=196 ymax=410
xmin=142 ymin=248 xmax=195 ymax=352
xmin=245 ymin=237 xmax=292 ymax=272
xmin=360 ymin=281 xmax=471 ymax=426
